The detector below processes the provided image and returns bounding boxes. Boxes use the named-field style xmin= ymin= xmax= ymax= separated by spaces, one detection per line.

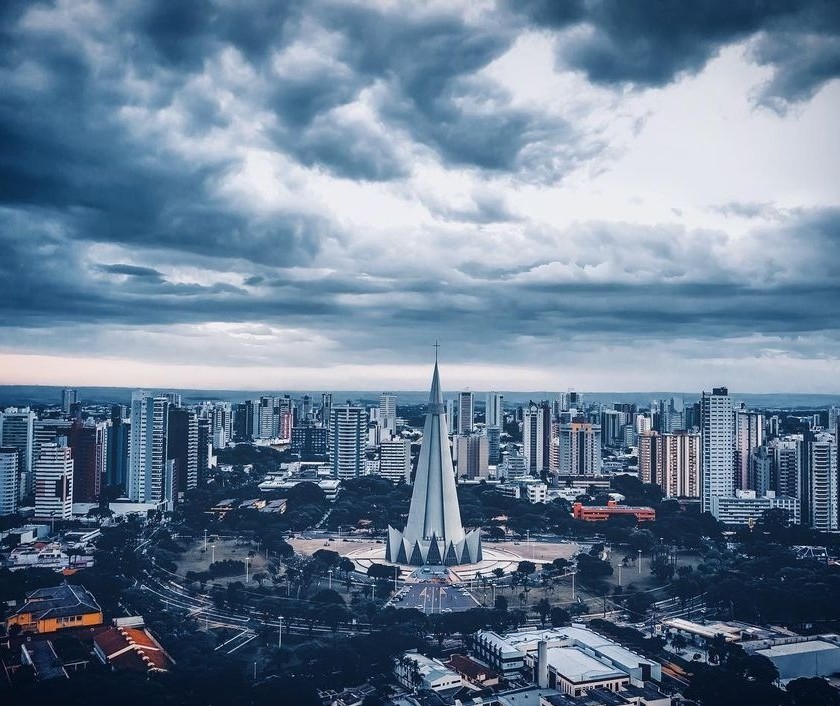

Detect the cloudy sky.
xmin=1 ymin=0 xmax=839 ymax=392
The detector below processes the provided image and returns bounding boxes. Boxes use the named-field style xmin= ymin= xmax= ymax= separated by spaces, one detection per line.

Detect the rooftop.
xmin=757 ymin=640 xmax=840 ymax=658
xmin=545 ymin=647 xmax=627 ymax=684
xmin=13 ymin=582 xmax=101 ymax=621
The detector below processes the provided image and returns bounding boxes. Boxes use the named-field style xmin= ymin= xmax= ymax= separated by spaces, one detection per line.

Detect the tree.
xmin=536 ymin=598 xmax=551 ymax=626
xmin=494 ymin=595 xmax=508 ymax=611
xmin=486 ymin=526 xmax=505 ymax=542
xmin=787 ymin=677 xmax=840 ymax=706
xmin=551 ymin=558 xmax=570 ymax=573
xmin=517 ymin=561 xmax=537 ymax=577
xmin=252 ymin=571 xmax=268 ymax=587
xmin=650 ymin=555 xmax=675 ymax=583
xmin=550 ymin=606 xmax=571 ymax=627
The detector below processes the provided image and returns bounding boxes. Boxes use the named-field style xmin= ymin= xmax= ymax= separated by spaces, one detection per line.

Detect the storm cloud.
xmin=0 ymin=0 xmax=838 ymax=390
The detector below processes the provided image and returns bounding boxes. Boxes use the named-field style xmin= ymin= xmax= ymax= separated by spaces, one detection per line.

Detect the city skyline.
xmin=2 ymin=2 xmax=839 ymax=391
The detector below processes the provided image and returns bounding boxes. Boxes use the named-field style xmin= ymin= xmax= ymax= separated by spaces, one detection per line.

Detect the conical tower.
xmin=386 ymin=355 xmax=482 ymax=565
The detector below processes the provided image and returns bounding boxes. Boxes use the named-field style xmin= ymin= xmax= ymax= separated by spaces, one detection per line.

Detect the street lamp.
xmin=327 ymin=569 xmax=333 ymax=590
xmin=618 ymin=563 xmax=622 ymax=587
xmin=204 ymin=529 xmax=208 ymax=551
xmin=246 ymin=556 xmax=251 ymax=583
xmin=278 ymin=616 xmax=284 ymax=648
xmin=638 ymin=549 xmax=642 ymax=575
xmin=211 ymin=544 xmax=216 ymax=565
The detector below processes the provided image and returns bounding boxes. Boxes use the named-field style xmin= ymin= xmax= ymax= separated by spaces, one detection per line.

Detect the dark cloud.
xmin=512 ymin=0 xmax=840 ymax=106
xmin=98 ymin=263 xmax=165 ymax=279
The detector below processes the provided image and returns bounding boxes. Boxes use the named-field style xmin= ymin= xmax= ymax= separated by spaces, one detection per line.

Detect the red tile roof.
xmin=93 ymin=626 xmax=173 ymax=673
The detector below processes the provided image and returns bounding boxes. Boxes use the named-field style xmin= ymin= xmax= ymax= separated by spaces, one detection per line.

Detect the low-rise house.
xmin=395 ymin=652 xmax=463 ymax=693
xmin=6 ymin=583 xmax=103 ymax=634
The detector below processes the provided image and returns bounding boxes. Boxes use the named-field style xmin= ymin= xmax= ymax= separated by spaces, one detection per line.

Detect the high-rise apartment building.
xmin=330 ymin=406 xmax=365 ymax=480
xmin=661 ymin=431 xmax=700 ymax=498
xmin=0 ymin=407 xmax=35 ymax=499
xmin=457 ymin=392 xmax=474 ymax=435
xmin=168 ymin=406 xmax=198 ymax=496
xmin=808 ymin=434 xmax=838 ymax=532
xmin=486 ymin=392 xmax=504 ymax=429
xmin=735 ymin=408 xmax=764 ymax=491
xmin=379 ymin=394 xmax=397 ymax=437
xmin=523 ymin=402 xmax=552 ymax=473
xmin=456 ymin=434 xmax=489 ymax=479
xmin=600 ymin=409 xmax=625 ymax=447
xmin=0 ymin=447 xmax=18 ymax=515
xmin=638 ymin=431 xmax=661 ymax=486
xmin=61 ymin=389 xmax=78 ymax=414
xmin=486 ymin=426 xmax=501 ymax=466
xmin=128 ymin=391 xmax=170 ymax=504
xmin=34 ymin=441 xmax=73 ymax=521
xmin=379 ymin=438 xmax=411 ymax=484
xmin=557 ymin=422 xmax=602 ymax=475
xmin=106 ymin=405 xmax=129 ymax=489
xmin=770 ymin=438 xmax=802 ymax=499
xmin=320 ymin=393 xmax=333 ymax=428
xmin=197 ymin=418 xmax=211 ymax=484
xmin=701 ymin=387 xmax=735 ymax=514
xmin=67 ymin=420 xmax=107 ymax=503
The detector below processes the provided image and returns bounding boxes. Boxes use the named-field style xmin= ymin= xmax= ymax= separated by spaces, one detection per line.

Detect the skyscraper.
xmin=386 ymin=359 xmax=482 ymax=565
xmin=0 ymin=407 xmax=35 ymax=499
xmin=61 ymin=388 xmax=78 ymax=414
xmin=168 ymin=406 xmax=198 ymax=496
xmin=128 ymin=391 xmax=170 ymax=504
xmin=34 ymin=441 xmax=73 ymax=522
xmin=523 ymin=401 xmax=549 ymax=474
xmin=379 ymin=438 xmax=411 ymax=484
xmin=330 ymin=406 xmax=365 ymax=480
xmin=457 ymin=391 xmax=474 ymax=435
xmin=486 ymin=426 xmax=501 ymax=466
xmin=0 ymin=447 xmax=18 ymax=515
xmin=808 ymin=433 xmax=838 ymax=531
xmin=662 ymin=431 xmax=700 ymax=498
xmin=379 ymin=393 xmax=397 ymax=437
xmin=735 ymin=408 xmax=764 ymax=491
xmin=486 ymin=392 xmax=504 ymax=428
xmin=320 ymin=393 xmax=333 ymax=428
xmin=106 ymin=405 xmax=130 ymax=489
xmin=456 ymin=434 xmax=489 ymax=479
xmin=638 ymin=431 xmax=661 ymax=486
xmin=67 ymin=420 xmax=107 ymax=503
xmin=701 ymin=387 xmax=735 ymax=514
xmin=557 ymin=422 xmax=602 ymax=475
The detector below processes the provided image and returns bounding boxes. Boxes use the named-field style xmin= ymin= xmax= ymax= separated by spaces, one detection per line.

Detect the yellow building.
xmin=6 ymin=582 xmax=103 ymax=634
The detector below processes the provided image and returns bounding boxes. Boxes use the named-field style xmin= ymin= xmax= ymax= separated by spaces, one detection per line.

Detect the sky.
xmin=1 ymin=0 xmax=839 ymax=393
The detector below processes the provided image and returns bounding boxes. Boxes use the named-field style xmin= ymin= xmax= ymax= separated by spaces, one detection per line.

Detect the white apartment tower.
xmin=486 ymin=392 xmax=504 ymax=428
xmin=330 ymin=406 xmax=365 ymax=480
xmin=0 ymin=447 xmax=18 ymax=515
xmin=379 ymin=394 xmax=397 ymax=438
xmin=808 ymin=434 xmax=838 ymax=532
xmin=379 ymin=438 xmax=411 ymax=484
xmin=34 ymin=441 xmax=74 ymax=521
xmin=523 ymin=402 xmax=547 ymax=473
xmin=128 ymin=391 xmax=170 ymax=503
xmin=0 ymin=407 xmax=36 ymax=498
xmin=701 ymin=387 xmax=735 ymax=514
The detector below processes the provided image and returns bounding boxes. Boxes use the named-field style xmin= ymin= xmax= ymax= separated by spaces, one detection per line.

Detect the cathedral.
xmin=386 ymin=357 xmax=482 ymax=566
